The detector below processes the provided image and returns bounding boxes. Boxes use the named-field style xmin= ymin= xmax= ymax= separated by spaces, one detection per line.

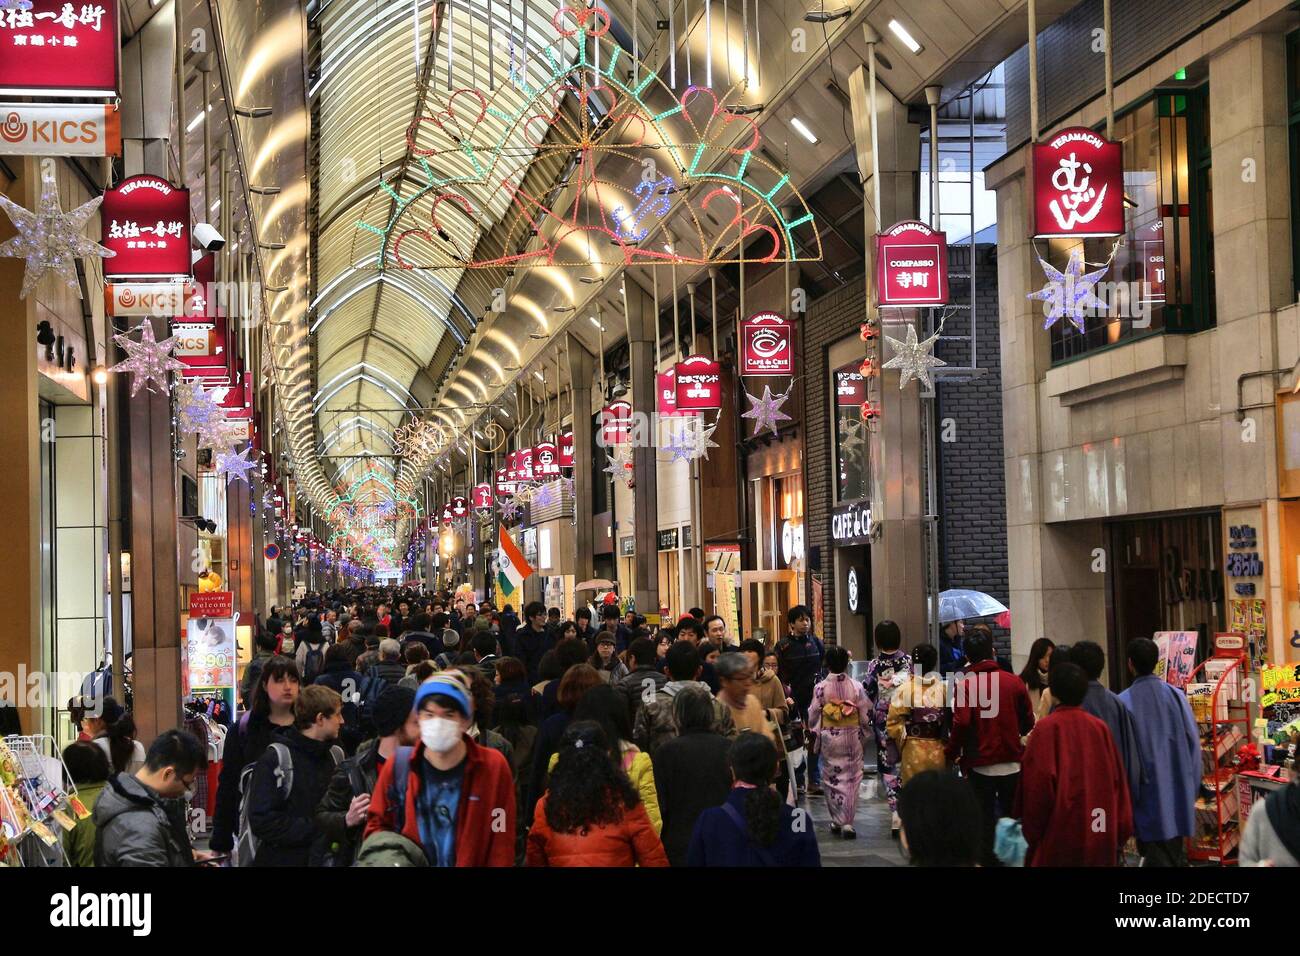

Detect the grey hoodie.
xmin=93 ymin=773 xmax=194 ymax=867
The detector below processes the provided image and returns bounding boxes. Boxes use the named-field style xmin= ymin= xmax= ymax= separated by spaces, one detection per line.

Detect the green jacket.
xmin=63 ymin=780 xmax=107 ymax=867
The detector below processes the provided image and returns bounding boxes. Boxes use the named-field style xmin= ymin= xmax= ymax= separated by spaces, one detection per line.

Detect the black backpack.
xmin=353 ymin=672 xmax=389 ymax=737
xmin=302 ymin=643 xmax=326 ymax=684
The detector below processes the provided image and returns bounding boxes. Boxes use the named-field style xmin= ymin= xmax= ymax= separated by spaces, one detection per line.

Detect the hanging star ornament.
xmin=498 ymin=497 xmax=523 ymax=522
xmin=663 ymin=418 xmax=719 ymax=462
xmin=603 ymin=446 xmax=635 ymax=486
xmin=176 ymin=379 xmax=224 ymax=440
xmin=741 ymin=384 xmax=793 ymax=435
xmin=532 ymin=482 xmax=557 ymax=509
xmin=1027 ymin=248 xmax=1109 ymax=334
xmin=881 ymin=323 xmax=946 ymax=390
xmin=215 ymin=444 xmax=257 ymax=485
xmin=110 ymin=322 xmax=185 ymax=396
xmin=0 ymin=168 xmax=114 ymax=299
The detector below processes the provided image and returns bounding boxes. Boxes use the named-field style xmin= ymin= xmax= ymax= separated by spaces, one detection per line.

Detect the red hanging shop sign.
xmin=516 ymin=447 xmax=534 ymax=481
xmin=495 ymin=467 xmax=514 ymax=497
xmin=534 ymin=441 xmax=560 ymax=477
xmin=600 ymin=400 xmax=633 ymax=444
xmin=657 ymin=371 xmax=683 ymax=417
xmin=0 ymin=0 xmax=120 ymax=96
xmin=102 ymin=174 xmax=192 ymax=278
xmin=1032 ymin=127 xmax=1125 ymax=238
xmin=450 ymin=496 xmax=469 ymax=518
xmin=559 ymin=430 xmax=574 ymax=467
xmin=473 ymin=483 xmax=494 ymax=510
xmin=674 ymin=355 xmax=722 ymax=410
xmin=876 ymin=221 xmax=949 ymax=307
xmin=740 ymin=312 xmax=793 ymax=376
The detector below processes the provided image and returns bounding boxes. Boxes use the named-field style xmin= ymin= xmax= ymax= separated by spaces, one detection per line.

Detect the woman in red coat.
xmin=527 ymin=721 xmax=668 ymax=867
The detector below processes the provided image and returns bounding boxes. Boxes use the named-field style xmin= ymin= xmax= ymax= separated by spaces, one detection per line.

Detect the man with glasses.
xmin=715 ymin=652 xmax=779 ymax=750
xmin=94 ymin=729 xmax=210 ymax=866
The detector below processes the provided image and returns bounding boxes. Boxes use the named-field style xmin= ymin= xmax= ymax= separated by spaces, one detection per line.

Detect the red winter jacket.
xmin=363 ymin=736 xmax=516 ymax=867
xmin=944 ymin=660 xmax=1035 ymax=771
xmin=526 ymin=795 xmax=669 ymax=867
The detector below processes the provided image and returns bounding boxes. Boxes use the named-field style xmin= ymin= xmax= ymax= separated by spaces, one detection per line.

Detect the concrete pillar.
xmin=0 ymin=162 xmax=45 ymax=736
xmin=624 ymin=278 xmax=660 ymax=618
xmin=847 ymin=65 xmax=928 ymax=643
xmin=566 ymin=334 xmax=596 ymax=585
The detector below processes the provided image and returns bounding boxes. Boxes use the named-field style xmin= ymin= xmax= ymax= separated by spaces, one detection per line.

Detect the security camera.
xmin=194 ymin=222 xmax=226 ymax=252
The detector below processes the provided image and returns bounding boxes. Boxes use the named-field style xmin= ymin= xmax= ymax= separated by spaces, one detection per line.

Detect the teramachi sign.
xmin=740 ymin=312 xmax=793 ymax=376
xmin=876 ymin=221 xmax=949 ymax=307
xmin=1032 ymin=126 xmax=1125 ymax=238
xmin=0 ymin=103 xmax=120 ymax=156
xmin=102 ymin=175 xmax=192 ymax=279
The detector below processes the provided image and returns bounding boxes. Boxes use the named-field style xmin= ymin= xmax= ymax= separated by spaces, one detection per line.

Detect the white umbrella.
xmin=938 ymin=589 xmax=1008 ymax=624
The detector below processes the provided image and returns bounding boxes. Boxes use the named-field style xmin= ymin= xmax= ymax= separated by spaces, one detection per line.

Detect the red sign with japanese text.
xmin=102 ymin=174 xmax=191 ymax=278
xmin=517 ymin=447 xmax=534 ymax=482
xmin=473 ymin=483 xmax=493 ymax=510
xmin=600 ymin=401 xmax=632 ymax=445
xmin=450 ymin=496 xmax=469 ymax=518
xmin=657 ymin=371 xmax=682 ymax=416
xmin=188 ymin=591 xmax=233 ymax=620
xmin=740 ymin=312 xmax=793 ymax=376
xmin=559 ymin=430 xmax=574 ymax=467
xmin=835 ymin=367 xmax=865 ymax=406
xmin=876 ymin=221 xmax=949 ymax=307
xmin=674 ymin=355 xmax=722 ymax=410
xmin=1032 ymin=127 xmax=1125 ymax=238
xmin=534 ymin=441 xmax=560 ymax=477
xmin=495 ymin=467 xmax=514 ymax=497
xmin=0 ymin=0 xmax=120 ymax=96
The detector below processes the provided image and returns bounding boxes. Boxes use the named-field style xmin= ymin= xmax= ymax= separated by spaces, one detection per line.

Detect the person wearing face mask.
xmin=362 ymin=671 xmax=517 ymax=867
xmin=93 ymin=730 xmax=211 ymax=867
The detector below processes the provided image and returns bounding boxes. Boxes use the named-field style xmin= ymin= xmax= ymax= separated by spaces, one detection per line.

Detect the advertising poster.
xmin=1153 ymin=630 xmax=1197 ymax=689
xmin=185 ymin=592 xmax=236 ymax=692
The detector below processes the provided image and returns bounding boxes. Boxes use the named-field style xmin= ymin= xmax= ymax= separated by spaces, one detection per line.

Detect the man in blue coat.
xmin=1119 ymin=637 xmax=1201 ymax=867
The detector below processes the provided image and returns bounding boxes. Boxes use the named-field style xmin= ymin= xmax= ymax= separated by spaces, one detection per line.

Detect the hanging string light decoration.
xmin=215 ymin=444 xmax=257 ymax=485
xmin=741 ymin=382 xmax=794 ymax=435
xmin=0 ymin=164 xmax=114 ymax=299
xmin=1026 ymin=246 xmax=1118 ymax=334
xmin=110 ymin=321 xmax=185 ymax=397
xmin=881 ymin=322 xmax=947 ymax=390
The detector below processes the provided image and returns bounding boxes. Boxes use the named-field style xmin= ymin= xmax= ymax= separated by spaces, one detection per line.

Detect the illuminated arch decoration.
xmin=353 ymin=4 xmax=820 ymax=271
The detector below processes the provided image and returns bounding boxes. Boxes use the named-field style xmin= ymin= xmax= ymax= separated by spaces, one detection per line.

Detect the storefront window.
xmin=832 ymin=361 xmax=869 ymax=503
xmin=1051 ymin=90 xmax=1214 ymax=364
xmin=1289 ymin=31 xmax=1300 ymax=296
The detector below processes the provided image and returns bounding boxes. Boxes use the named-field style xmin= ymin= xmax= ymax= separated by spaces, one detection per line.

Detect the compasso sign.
xmin=1032 ymin=126 xmax=1125 ymax=238
xmin=740 ymin=312 xmax=793 ymax=376
xmin=0 ymin=0 xmax=119 ymax=96
xmin=674 ymin=354 xmax=722 ymax=410
xmin=102 ymin=175 xmax=191 ymax=278
xmin=830 ymin=499 xmax=874 ymax=546
xmin=876 ymin=221 xmax=949 ymax=307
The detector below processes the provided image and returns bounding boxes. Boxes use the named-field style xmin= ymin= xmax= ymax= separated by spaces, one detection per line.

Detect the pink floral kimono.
xmin=809 ymin=672 xmax=872 ymax=827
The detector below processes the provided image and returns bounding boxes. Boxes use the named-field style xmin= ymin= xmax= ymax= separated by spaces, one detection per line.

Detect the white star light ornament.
xmin=1027 ymin=248 xmax=1109 ymax=334
xmin=741 ymin=384 xmax=793 ymax=435
xmin=111 ymin=322 xmax=186 ymax=396
xmin=881 ymin=324 xmax=946 ymax=390
xmin=215 ymin=445 xmax=257 ymax=485
xmin=0 ymin=168 xmax=115 ymax=299
xmin=663 ymin=419 xmax=719 ymax=462
xmin=176 ymin=380 xmax=225 ymax=441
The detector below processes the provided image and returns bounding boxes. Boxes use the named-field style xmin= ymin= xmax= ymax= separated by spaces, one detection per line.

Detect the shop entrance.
xmin=1106 ymin=511 xmax=1224 ymax=687
xmin=740 ymin=570 xmax=799 ymax=648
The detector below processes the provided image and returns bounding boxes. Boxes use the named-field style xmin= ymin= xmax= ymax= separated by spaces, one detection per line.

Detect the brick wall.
xmin=801 ymin=282 xmax=867 ymax=645
xmin=1005 ymin=0 xmax=1233 ymax=147
xmin=935 ymin=242 xmax=1010 ymax=659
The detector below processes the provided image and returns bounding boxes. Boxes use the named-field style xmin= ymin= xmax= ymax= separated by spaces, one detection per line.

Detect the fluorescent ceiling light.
xmin=590 ymin=316 xmax=604 ymax=330
xmin=790 ymin=117 xmax=819 ymax=144
xmin=888 ymin=19 xmax=922 ymax=54
xmin=186 ymin=105 xmax=212 ymax=134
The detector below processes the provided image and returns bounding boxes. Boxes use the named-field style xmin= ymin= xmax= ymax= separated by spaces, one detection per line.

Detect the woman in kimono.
xmin=809 ymin=645 xmax=871 ymax=838
xmin=863 ymin=620 xmax=913 ymax=835
xmin=886 ymin=643 xmax=949 ymax=785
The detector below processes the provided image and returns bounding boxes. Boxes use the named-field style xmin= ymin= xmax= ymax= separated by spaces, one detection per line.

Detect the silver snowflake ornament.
xmin=215 ymin=445 xmax=257 ymax=485
xmin=1027 ymin=248 xmax=1109 ymax=334
xmin=741 ymin=384 xmax=793 ymax=435
xmin=881 ymin=323 xmax=946 ymax=390
xmin=0 ymin=169 xmax=115 ymax=299
xmin=111 ymin=322 xmax=186 ymax=397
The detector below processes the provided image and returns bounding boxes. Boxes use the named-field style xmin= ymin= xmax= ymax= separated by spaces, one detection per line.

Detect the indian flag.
xmin=496 ymin=527 xmax=534 ymax=597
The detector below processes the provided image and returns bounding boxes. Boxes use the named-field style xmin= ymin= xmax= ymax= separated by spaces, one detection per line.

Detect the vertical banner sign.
xmin=495 ymin=467 xmax=513 ymax=497
xmin=441 ymin=502 xmax=455 ymax=525
xmin=559 ymin=430 xmax=574 ymax=467
xmin=1032 ymin=127 xmax=1126 ymax=238
xmin=657 ymin=371 xmax=682 ymax=416
xmin=450 ymin=496 xmax=469 ymax=518
xmin=102 ymin=175 xmax=192 ymax=278
xmin=835 ymin=367 xmax=865 ymax=406
xmin=674 ymin=355 xmax=722 ymax=410
xmin=534 ymin=441 xmax=560 ymax=477
xmin=517 ymin=447 xmax=534 ymax=481
xmin=876 ymin=221 xmax=950 ymax=307
xmin=0 ymin=0 xmax=120 ymax=96
xmin=473 ymin=483 xmax=493 ymax=510
xmin=505 ymin=450 xmax=519 ymax=482
xmin=600 ymin=400 xmax=632 ymax=445
xmin=185 ymin=591 xmax=236 ymax=692
xmin=740 ymin=312 xmax=793 ymax=376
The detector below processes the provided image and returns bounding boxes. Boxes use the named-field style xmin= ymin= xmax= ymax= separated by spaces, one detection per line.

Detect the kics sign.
xmin=104 ymin=281 xmax=189 ymax=317
xmin=0 ymin=0 xmax=119 ymax=96
xmin=1032 ymin=127 xmax=1125 ymax=238
xmin=876 ymin=221 xmax=949 ymax=307
xmin=102 ymin=175 xmax=191 ymax=278
xmin=0 ymin=103 xmax=120 ymax=156
xmin=740 ymin=312 xmax=793 ymax=376
xmin=674 ymin=355 xmax=722 ymax=410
